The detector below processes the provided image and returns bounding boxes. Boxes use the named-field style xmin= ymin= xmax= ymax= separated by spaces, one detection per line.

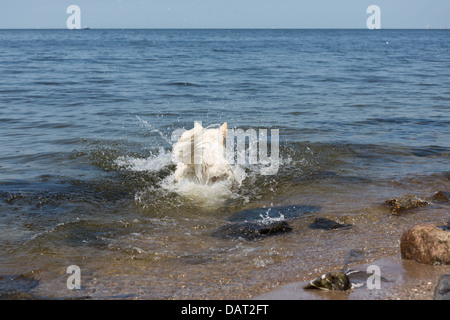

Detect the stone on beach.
xmin=400 ymin=224 xmax=450 ymax=265
xmin=309 ymin=217 xmax=352 ymax=230
xmin=434 ymin=274 xmax=450 ymax=300
xmin=212 ymin=220 xmax=292 ymax=240
xmin=304 ymin=271 xmax=351 ymax=291
xmin=385 ymin=195 xmax=429 ymax=214
xmin=433 ymin=191 xmax=450 ymax=202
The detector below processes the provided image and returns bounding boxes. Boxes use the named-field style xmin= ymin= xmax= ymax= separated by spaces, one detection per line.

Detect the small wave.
xmin=358 ymin=117 xmax=450 ymax=126
xmin=34 ymin=81 xmax=64 ymax=86
xmin=411 ymin=146 xmax=450 ymax=158
xmin=0 ymin=88 xmax=28 ymax=94
xmin=86 ymin=79 xmax=115 ymax=84
xmin=135 ymin=116 xmax=173 ymax=145
xmin=164 ymin=81 xmax=201 ymax=87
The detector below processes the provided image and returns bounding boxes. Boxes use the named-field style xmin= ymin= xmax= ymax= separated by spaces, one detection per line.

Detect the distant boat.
xmin=426 ymin=25 xmax=430 ymax=30
xmin=83 ymin=26 xmax=90 ymax=30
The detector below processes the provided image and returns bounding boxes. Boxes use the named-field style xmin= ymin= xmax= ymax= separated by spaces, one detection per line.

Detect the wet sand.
xmin=255 ymin=254 xmax=450 ymax=300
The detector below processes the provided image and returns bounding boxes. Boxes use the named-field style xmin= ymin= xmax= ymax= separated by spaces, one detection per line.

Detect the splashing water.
xmin=114 ymin=143 xmax=250 ymax=209
xmin=259 ymin=205 xmax=286 ymax=224
xmin=135 ymin=115 xmax=173 ymax=145
xmin=115 ymin=147 xmax=172 ymax=172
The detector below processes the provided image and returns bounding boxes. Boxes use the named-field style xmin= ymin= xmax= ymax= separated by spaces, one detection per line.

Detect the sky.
xmin=0 ymin=0 xmax=449 ymax=29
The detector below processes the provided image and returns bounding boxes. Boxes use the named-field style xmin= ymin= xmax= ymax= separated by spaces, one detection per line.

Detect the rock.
xmin=227 ymin=204 xmax=318 ymax=223
xmin=0 ymin=274 xmax=39 ymax=299
xmin=434 ymin=274 xmax=450 ymax=300
xmin=433 ymin=191 xmax=450 ymax=202
xmin=400 ymin=224 xmax=450 ymax=265
xmin=385 ymin=195 xmax=429 ymax=214
xmin=212 ymin=220 xmax=292 ymax=240
xmin=438 ymin=221 xmax=450 ymax=231
xmin=309 ymin=217 xmax=352 ymax=230
xmin=304 ymin=271 xmax=351 ymax=291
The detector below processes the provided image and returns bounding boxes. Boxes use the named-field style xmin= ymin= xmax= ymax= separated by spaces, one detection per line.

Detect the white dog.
xmin=172 ymin=122 xmax=235 ymax=185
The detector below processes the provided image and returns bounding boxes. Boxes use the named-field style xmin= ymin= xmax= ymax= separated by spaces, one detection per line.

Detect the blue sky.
xmin=0 ymin=0 xmax=449 ymax=29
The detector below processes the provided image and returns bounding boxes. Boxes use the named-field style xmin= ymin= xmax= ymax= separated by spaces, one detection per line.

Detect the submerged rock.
xmin=433 ymin=191 xmax=450 ymax=202
xmin=304 ymin=271 xmax=351 ymax=291
xmin=434 ymin=274 xmax=450 ymax=300
xmin=212 ymin=220 xmax=292 ymax=240
xmin=0 ymin=274 xmax=39 ymax=299
xmin=227 ymin=205 xmax=318 ymax=223
xmin=438 ymin=221 xmax=450 ymax=231
xmin=400 ymin=224 xmax=450 ymax=265
xmin=385 ymin=195 xmax=429 ymax=214
xmin=309 ymin=217 xmax=352 ymax=230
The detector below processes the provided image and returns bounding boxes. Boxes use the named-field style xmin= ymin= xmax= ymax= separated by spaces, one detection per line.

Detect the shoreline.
xmin=254 ymin=254 xmax=450 ymax=300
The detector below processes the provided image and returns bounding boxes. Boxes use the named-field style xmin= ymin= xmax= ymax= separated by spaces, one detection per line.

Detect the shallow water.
xmin=0 ymin=29 xmax=449 ymax=299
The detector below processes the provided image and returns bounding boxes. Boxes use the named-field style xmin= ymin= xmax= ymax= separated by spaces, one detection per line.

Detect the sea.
xmin=0 ymin=29 xmax=449 ymax=299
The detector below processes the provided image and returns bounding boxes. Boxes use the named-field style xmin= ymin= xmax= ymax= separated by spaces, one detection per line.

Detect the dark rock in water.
xmin=309 ymin=217 xmax=352 ymax=230
xmin=434 ymin=274 xmax=450 ymax=300
xmin=385 ymin=195 xmax=429 ymax=214
xmin=433 ymin=191 xmax=450 ymax=202
xmin=212 ymin=220 xmax=292 ymax=240
xmin=213 ymin=205 xmax=310 ymax=240
xmin=438 ymin=221 xmax=450 ymax=231
xmin=304 ymin=271 xmax=350 ymax=291
xmin=400 ymin=224 xmax=450 ymax=265
xmin=227 ymin=205 xmax=319 ymax=223
xmin=0 ymin=274 xmax=39 ymax=299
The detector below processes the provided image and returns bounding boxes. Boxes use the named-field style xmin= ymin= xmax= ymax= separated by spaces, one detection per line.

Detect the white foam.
xmin=156 ymin=160 xmax=250 ymax=208
xmin=115 ymin=147 xmax=172 ymax=172
xmin=114 ymin=133 xmax=269 ymax=208
xmin=135 ymin=115 xmax=173 ymax=144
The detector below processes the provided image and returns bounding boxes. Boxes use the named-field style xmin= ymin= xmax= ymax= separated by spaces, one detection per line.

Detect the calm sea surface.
xmin=0 ymin=29 xmax=449 ymax=299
